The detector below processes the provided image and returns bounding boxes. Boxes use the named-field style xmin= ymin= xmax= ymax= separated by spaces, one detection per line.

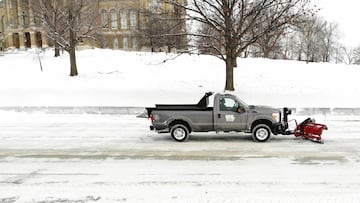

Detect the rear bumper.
xmin=149 ymin=124 xmax=169 ymax=133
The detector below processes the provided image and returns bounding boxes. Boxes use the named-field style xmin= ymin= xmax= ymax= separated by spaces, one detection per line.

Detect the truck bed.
xmin=155 ymin=104 xmax=211 ymax=110
xmin=146 ymin=106 xmax=213 ymax=117
xmin=146 ymin=92 xmax=214 ymax=116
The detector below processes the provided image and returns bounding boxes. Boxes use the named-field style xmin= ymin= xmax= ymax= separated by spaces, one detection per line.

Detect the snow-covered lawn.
xmin=1 ymin=49 xmax=360 ymax=107
xmin=1 ymin=49 xmax=360 ymax=202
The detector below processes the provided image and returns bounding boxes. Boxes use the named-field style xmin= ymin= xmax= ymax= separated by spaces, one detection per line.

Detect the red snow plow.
xmin=281 ymin=108 xmax=328 ymax=143
xmin=293 ymin=118 xmax=328 ymax=143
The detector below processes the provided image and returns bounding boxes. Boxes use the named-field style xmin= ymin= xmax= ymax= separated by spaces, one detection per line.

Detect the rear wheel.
xmin=170 ymin=124 xmax=189 ymax=142
xmin=252 ymin=124 xmax=271 ymax=142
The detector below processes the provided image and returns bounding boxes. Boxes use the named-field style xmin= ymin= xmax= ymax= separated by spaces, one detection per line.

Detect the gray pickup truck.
xmin=146 ymin=92 xmax=292 ymax=142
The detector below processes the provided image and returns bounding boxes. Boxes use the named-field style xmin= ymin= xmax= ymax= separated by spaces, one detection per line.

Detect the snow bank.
xmin=1 ymin=49 xmax=359 ymax=108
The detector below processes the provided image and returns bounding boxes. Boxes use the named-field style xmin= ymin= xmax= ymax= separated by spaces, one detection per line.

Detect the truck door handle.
xmin=218 ymin=114 xmax=221 ymax=118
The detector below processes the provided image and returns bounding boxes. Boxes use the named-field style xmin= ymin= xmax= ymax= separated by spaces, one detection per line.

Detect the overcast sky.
xmin=316 ymin=0 xmax=360 ymax=47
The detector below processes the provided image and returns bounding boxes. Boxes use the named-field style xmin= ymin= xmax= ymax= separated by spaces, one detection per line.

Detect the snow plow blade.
xmin=294 ymin=118 xmax=328 ymax=143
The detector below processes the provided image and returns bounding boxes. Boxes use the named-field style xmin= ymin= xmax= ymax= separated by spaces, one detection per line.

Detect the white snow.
xmin=1 ymin=49 xmax=360 ymax=108
xmin=0 ymin=113 xmax=359 ymax=202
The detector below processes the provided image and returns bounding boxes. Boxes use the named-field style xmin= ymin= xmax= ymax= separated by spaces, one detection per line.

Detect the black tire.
xmin=252 ymin=124 xmax=271 ymax=142
xmin=170 ymin=124 xmax=190 ymax=142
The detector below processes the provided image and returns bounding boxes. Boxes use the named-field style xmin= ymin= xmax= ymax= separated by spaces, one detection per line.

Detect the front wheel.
xmin=170 ymin=124 xmax=190 ymax=142
xmin=252 ymin=124 xmax=271 ymax=142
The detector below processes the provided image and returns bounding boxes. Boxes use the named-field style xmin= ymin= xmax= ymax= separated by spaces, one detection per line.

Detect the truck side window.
xmin=220 ymin=98 xmax=238 ymax=112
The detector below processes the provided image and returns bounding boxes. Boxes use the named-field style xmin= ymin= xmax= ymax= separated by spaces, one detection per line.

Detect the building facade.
xmin=99 ymin=0 xmax=143 ymax=50
xmin=0 ymin=0 xmax=186 ymax=51
xmin=0 ymin=0 xmax=46 ymax=50
xmin=0 ymin=0 xmax=7 ymax=50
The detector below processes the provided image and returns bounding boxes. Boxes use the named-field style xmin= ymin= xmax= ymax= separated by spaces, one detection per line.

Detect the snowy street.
xmin=0 ymin=111 xmax=360 ymax=202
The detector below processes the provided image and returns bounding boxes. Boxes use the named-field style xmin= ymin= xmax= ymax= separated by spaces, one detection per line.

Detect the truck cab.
xmin=215 ymin=93 xmax=250 ymax=131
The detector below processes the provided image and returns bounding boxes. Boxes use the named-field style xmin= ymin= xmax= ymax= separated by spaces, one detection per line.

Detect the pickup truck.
xmin=146 ymin=92 xmax=292 ymax=142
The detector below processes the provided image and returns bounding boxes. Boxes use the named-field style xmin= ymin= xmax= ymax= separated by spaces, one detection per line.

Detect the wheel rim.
xmin=173 ymin=128 xmax=186 ymax=140
xmin=256 ymin=128 xmax=269 ymax=140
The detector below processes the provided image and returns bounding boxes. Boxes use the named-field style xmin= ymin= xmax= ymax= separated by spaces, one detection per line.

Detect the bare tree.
xmin=33 ymin=0 xmax=64 ymax=57
xmin=333 ymin=43 xmax=344 ymax=64
xmin=342 ymin=46 xmax=357 ymax=65
xmin=255 ymin=29 xmax=285 ymax=59
xmin=319 ymin=21 xmax=339 ymax=62
xmin=168 ymin=0 xmax=315 ymax=91
xmin=353 ymin=46 xmax=360 ymax=65
xmin=253 ymin=7 xmax=289 ymax=59
xmin=285 ymin=15 xmax=339 ymax=63
xmin=139 ymin=2 xmax=187 ymax=52
xmin=296 ymin=16 xmax=323 ymax=63
xmin=33 ymin=0 xmax=100 ymax=76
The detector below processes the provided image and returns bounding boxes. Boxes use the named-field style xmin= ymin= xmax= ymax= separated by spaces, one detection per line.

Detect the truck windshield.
xmin=235 ymin=96 xmax=249 ymax=108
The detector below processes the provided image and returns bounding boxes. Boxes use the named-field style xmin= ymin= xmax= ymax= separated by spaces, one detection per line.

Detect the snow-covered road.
xmin=0 ymin=112 xmax=360 ymax=202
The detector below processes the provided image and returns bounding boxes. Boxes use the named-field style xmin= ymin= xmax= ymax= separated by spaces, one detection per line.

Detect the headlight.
xmin=272 ymin=112 xmax=280 ymax=122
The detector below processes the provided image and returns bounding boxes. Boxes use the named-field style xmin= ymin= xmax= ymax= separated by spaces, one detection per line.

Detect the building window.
xmin=9 ymin=0 xmax=18 ymax=26
xmin=101 ymin=10 xmax=109 ymax=28
xmin=113 ymin=38 xmax=118 ymax=49
xmin=103 ymin=38 xmax=108 ymax=48
xmin=35 ymin=32 xmax=42 ymax=48
xmin=132 ymin=37 xmax=138 ymax=49
xmin=20 ymin=0 xmax=30 ymax=27
xmin=130 ymin=10 xmax=137 ymax=29
xmin=123 ymin=37 xmax=128 ymax=49
xmin=24 ymin=32 xmax=31 ymax=48
xmin=0 ymin=16 xmax=4 ymax=34
xmin=12 ymin=33 xmax=20 ymax=48
xmin=120 ymin=10 xmax=128 ymax=29
xmin=110 ymin=9 xmax=118 ymax=29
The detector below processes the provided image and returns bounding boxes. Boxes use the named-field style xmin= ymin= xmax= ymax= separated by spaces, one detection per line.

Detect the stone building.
xmin=0 ymin=0 xmax=186 ymax=51
xmin=0 ymin=0 xmax=46 ymax=49
xmin=0 ymin=0 xmax=7 ymax=50
xmin=98 ymin=0 xmax=143 ymax=50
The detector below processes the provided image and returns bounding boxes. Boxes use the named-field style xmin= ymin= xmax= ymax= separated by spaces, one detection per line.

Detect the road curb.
xmin=1 ymin=107 xmax=360 ymax=115
xmin=0 ymin=106 xmax=145 ymax=115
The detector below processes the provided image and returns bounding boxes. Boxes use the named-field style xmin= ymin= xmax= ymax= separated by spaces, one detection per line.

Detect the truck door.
xmin=215 ymin=96 xmax=248 ymax=131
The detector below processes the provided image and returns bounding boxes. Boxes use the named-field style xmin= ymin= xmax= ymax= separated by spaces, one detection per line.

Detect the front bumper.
xmin=272 ymin=123 xmax=293 ymax=135
xmin=272 ymin=123 xmax=282 ymax=135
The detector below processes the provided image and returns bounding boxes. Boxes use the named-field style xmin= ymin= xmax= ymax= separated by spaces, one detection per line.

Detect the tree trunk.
xmin=264 ymin=50 xmax=270 ymax=58
xmin=150 ymin=37 xmax=155 ymax=52
xmin=69 ymin=5 xmax=78 ymax=77
xmin=225 ymin=56 xmax=235 ymax=91
xmin=54 ymin=42 xmax=60 ymax=57
xmin=232 ymin=57 xmax=237 ymax=68
xmin=69 ymin=48 xmax=78 ymax=76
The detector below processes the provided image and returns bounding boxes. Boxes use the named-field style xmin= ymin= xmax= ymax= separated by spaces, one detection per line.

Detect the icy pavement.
xmin=0 ymin=111 xmax=360 ymax=202
xmin=1 ymin=158 xmax=360 ymax=203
